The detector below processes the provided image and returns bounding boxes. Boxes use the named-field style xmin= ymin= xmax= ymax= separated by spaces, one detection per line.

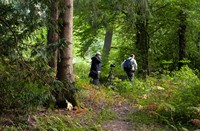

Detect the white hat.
xmin=96 ymin=52 xmax=101 ymax=55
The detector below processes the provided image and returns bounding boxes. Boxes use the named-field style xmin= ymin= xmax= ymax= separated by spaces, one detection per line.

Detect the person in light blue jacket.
xmin=122 ymin=54 xmax=137 ymax=81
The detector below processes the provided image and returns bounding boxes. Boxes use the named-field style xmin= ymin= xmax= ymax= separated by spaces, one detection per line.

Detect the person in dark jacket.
xmin=89 ymin=52 xmax=101 ymax=85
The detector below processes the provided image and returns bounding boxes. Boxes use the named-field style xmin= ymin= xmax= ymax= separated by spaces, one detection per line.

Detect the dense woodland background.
xmin=0 ymin=0 xmax=200 ymax=130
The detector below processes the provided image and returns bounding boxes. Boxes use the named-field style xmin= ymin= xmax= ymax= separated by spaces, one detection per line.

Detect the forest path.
xmin=101 ymin=97 xmax=171 ymax=131
xmin=102 ymin=101 xmax=135 ymax=131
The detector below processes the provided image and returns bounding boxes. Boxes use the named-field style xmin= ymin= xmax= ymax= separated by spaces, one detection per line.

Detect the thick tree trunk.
xmin=102 ymin=26 xmax=113 ymax=65
xmin=47 ymin=0 xmax=59 ymax=76
xmin=56 ymin=0 xmax=77 ymax=108
xmin=135 ymin=12 xmax=149 ymax=79
xmin=178 ymin=10 xmax=187 ymax=69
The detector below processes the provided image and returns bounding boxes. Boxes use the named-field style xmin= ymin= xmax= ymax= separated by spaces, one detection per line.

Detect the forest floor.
xmin=0 ymin=84 xmax=171 ymax=130
xmin=100 ymin=94 xmax=170 ymax=131
xmin=77 ymin=85 xmax=171 ymax=131
xmin=101 ymin=100 xmax=134 ymax=131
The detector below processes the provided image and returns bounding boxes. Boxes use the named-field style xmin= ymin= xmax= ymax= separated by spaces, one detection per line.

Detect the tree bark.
xmin=47 ymin=0 xmax=59 ymax=76
xmin=178 ymin=10 xmax=187 ymax=69
xmin=56 ymin=0 xmax=77 ymax=108
xmin=135 ymin=11 xmax=149 ymax=79
xmin=102 ymin=26 xmax=113 ymax=65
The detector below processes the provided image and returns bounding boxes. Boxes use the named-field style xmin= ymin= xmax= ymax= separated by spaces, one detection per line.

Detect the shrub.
xmin=0 ymin=62 xmax=52 ymax=113
xmin=73 ymin=61 xmax=90 ymax=80
xmin=171 ymin=65 xmax=200 ymax=88
xmin=134 ymin=66 xmax=200 ymax=130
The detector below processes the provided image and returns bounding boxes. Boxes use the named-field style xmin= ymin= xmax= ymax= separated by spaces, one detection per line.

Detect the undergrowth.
xmin=130 ymin=66 xmax=200 ymax=130
xmin=1 ymin=60 xmax=199 ymax=131
xmin=0 ymin=81 xmax=118 ymax=130
xmin=0 ymin=62 xmax=52 ymax=113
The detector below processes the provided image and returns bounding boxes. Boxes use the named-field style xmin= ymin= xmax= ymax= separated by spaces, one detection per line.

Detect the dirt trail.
xmin=102 ymin=102 xmax=134 ymax=131
xmin=101 ymin=101 xmax=171 ymax=131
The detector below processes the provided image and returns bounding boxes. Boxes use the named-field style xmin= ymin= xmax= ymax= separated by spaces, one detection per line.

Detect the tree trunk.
xmin=56 ymin=0 xmax=77 ymax=108
xmin=135 ymin=11 xmax=149 ymax=79
xmin=47 ymin=0 xmax=59 ymax=76
xmin=178 ymin=10 xmax=187 ymax=69
xmin=102 ymin=26 xmax=113 ymax=65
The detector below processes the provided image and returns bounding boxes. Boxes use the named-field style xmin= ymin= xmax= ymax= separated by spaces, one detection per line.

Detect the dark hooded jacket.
xmin=89 ymin=56 xmax=101 ymax=78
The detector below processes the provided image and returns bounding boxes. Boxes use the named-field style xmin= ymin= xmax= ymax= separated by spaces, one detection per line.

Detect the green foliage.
xmin=134 ymin=66 xmax=200 ymax=130
xmin=114 ymin=80 xmax=133 ymax=93
xmin=73 ymin=60 xmax=90 ymax=80
xmin=0 ymin=22 xmax=55 ymax=112
xmin=30 ymin=109 xmax=115 ymax=131
xmin=0 ymin=62 xmax=53 ymax=112
xmin=74 ymin=0 xmax=123 ymax=57
xmin=162 ymin=60 xmax=173 ymax=70
xmin=171 ymin=65 xmax=200 ymax=87
xmin=129 ymin=111 xmax=156 ymax=124
xmin=33 ymin=114 xmax=86 ymax=131
xmin=157 ymin=84 xmax=200 ymax=130
xmin=2 ymin=126 xmax=19 ymax=131
xmin=0 ymin=0 xmax=58 ymax=113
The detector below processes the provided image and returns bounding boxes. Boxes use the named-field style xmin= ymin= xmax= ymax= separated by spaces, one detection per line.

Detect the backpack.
xmin=122 ymin=59 xmax=132 ymax=71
